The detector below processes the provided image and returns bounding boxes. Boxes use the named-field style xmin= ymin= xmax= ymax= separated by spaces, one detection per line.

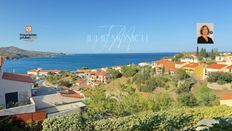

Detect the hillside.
xmin=0 ymin=46 xmax=64 ymax=59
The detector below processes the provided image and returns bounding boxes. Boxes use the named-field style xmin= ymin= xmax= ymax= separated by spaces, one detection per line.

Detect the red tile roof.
xmin=207 ymin=64 xmax=227 ymax=69
xmin=60 ymin=87 xmax=84 ymax=98
xmin=182 ymin=63 xmax=200 ymax=69
xmin=2 ymin=73 xmax=35 ymax=83
xmin=220 ymin=94 xmax=232 ymax=100
xmin=226 ymin=65 xmax=232 ymax=69
xmin=89 ymin=71 xmax=108 ymax=76
xmin=155 ymin=59 xmax=170 ymax=65
xmin=175 ymin=62 xmax=186 ymax=64
xmin=82 ymin=84 xmax=91 ymax=89
xmin=76 ymin=79 xmax=86 ymax=84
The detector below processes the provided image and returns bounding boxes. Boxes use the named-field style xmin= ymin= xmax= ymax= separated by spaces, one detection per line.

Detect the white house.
xmin=215 ymin=53 xmax=232 ymax=65
xmin=0 ymin=56 xmax=34 ymax=110
xmin=27 ymin=68 xmax=60 ymax=76
xmin=138 ymin=62 xmax=151 ymax=67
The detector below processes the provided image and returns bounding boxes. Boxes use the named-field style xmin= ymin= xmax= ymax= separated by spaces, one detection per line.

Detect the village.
xmin=1 ymin=50 xmax=232 ymax=126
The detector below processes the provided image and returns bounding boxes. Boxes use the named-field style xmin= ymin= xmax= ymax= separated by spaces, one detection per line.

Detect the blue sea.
xmin=4 ymin=53 xmax=176 ymax=74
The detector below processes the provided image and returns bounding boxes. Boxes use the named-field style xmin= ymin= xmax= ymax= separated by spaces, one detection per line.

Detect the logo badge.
xmin=25 ymin=25 xmax=32 ymax=33
xmin=20 ymin=25 xmax=37 ymax=42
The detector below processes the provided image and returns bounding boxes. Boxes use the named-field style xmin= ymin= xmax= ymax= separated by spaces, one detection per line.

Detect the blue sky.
xmin=0 ymin=0 xmax=232 ymax=53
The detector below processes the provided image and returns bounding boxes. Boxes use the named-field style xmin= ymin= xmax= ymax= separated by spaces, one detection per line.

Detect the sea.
xmin=3 ymin=53 xmax=176 ymax=74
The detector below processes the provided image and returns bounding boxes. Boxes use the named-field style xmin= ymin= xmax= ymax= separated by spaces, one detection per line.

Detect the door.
xmin=5 ymin=92 xmax=18 ymax=108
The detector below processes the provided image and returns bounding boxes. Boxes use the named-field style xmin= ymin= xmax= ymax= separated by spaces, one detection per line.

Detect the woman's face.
xmin=202 ymin=26 xmax=209 ymax=35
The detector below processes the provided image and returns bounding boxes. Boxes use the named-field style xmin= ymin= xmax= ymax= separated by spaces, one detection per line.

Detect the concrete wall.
xmin=0 ymin=98 xmax=36 ymax=116
xmin=220 ymin=99 xmax=232 ymax=107
xmin=0 ymin=78 xmax=33 ymax=106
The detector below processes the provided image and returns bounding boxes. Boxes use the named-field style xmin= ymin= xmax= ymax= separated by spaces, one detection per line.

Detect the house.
xmin=226 ymin=65 xmax=232 ymax=73
xmin=174 ymin=62 xmax=187 ymax=69
xmin=215 ymin=53 xmax=232 ymax=65
xmin=27 ymin=68 xmax=60 ymax=76
xmin=182 ymin=63 xmax=200 ymax=73
xmin=100 ymin=67 xmax=109 ymax=72
xmin=32 ymin=88 xmax=85 ymax=117
xmin=76 ymin=69 xmax=91 ymax=78
xmin=181 ymin=62 xmax=205 ymax=80
xmin=87 ymin=71 xmax=112 ymax=85
xmin=138 ymin=62 xmax=151 ymax=67
xmin=180 ymin=53 xmax=199 ymax=63
xmin=76 ymin=79 xmax=87 ymax=87
xmin=153 ymin=59 xmax=175 ymax=74
xmin=205 ymin=64 xmax=228 ymax=78
xmin=0 ymin=56 xmax=35 ymax=116
xmin=112 ymin=66 xmax=122 ymax=72
xmin=220 ymin=94 xmax=232 ymax=107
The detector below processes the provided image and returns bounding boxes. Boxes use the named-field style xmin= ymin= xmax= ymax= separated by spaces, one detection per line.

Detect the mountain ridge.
xmin=0 ymin=46 xmax=65 ymax=59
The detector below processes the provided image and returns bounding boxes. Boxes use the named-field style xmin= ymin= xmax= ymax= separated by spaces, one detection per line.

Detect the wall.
xmin=0 ymin=78 xmax=32 ymax=105
xmin=220 ymin=99 xmax=232 ymax=107
xmin=0 ymin=98 xmax=36 ymax=116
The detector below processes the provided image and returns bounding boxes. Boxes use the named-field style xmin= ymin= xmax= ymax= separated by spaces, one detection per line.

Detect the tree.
xmin=177 ymin=93 xmax=197 ymax=107
xmin=59 ymin=80 xmax=72 ymax=87
xmin=121 ymin=66 xmax=139 ymax=77
xmin=172 ymin=53 xmax=184 ymax=62
xmin=196 ymin=85 xmax=219 ymax=106
xmin=109 ymin=69 xmax=122 ymax=79
xmin=176 ymin=79 xmax=194 ymax=94
xmin=209 ymin=48 xmax=219 ymax=60
xmin=175 ymin=69 xmax=190 ymax=80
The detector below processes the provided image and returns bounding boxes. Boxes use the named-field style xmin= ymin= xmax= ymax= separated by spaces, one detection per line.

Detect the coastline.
xmin=3 ymin=53 xmax=176 ymax=74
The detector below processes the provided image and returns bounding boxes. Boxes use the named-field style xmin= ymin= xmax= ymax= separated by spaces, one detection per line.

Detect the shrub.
xmin=121 ymin=66 xmax=139 ymax=77
xmin=196 ymin=85 xmax=219 ymax=106
xmin=208 ymin=72 xmax=232 ymax=83
xmin=58 ymin=80 xmax=72 ymax=87
xmin=217 ymin=79 xmax=226 ymax=85
xmin=176 ymin=69 xmax=190 ymax=80
xmin=177 ymin=93 xmax=197 ymax=107
xmin=109 ymin=69 xmax=122 ymax=79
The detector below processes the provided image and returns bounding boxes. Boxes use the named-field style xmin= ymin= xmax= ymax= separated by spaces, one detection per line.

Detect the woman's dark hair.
xmin=200 ymin=25 xmax=210 ymax=35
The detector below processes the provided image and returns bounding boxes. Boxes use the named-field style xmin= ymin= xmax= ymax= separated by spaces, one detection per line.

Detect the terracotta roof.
xmin=175 ymin=62 xmax=186 ymax=64
xmin=60 ymin=88 xmax=84 ymax=98
xmin=220 ymin=94 xmax=232 ymax=100
xmin=155 ymin=59 xmax=170 ymax=65
xmin=207 ymin=64 xmax=227 ymax=69
xmin=89 ymin=71 xmax=108 ymax=76
xmin=169 ymin=67 xmax=179 ymax=72
xmin=2 ymin=72 xmax=34 ymax=83
xmin=82 ymin=84 xmax=91 ymax=89
xmin=76 ymin=79 xmax=86 ymax=84
xmin=226 ymin=65 xmax=232 ymax=69
xmin=182 ymin=63 xmax=200 ymax=69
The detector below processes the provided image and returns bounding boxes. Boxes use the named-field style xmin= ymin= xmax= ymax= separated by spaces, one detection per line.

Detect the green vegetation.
xmin=0 ymin=46 xmax=63 ymax=60
xmin=121 ymin=65 xmax=139 ymax=77
xmin=171 ymin=53 xmax=184 ymax=61
xmin=133 ymin=66 xmax=168 ymax=92
xmin=208 ymin=72 xmax=232 ymax=84
xmin=42 ymin=106 xmax=232 ymax=131
xmin=109 ymin=69 xmax=122 ymax=79
xmin=0 ymin=117 xmax=42 ymax=131
xmin=177 ymin=93 xmax=197 ymax=107
xmin=195 ymin=85 xmax=219 ymax=106
xmin=45 ymin=70 xmax=79 ymax=88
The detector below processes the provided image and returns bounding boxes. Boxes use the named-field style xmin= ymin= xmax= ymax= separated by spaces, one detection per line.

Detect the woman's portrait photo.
xmin=197 ymin=23 xmax=214 ymax=44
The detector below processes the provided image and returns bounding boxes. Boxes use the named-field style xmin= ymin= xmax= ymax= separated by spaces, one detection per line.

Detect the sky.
xmin=0 ymin=0 xmax=232 ymax=53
